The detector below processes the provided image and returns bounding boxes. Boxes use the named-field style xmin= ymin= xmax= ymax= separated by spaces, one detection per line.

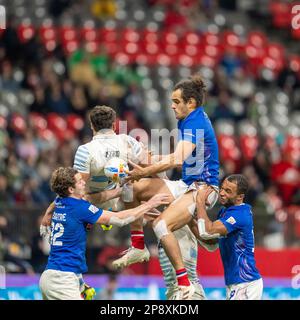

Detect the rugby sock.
xmin=176 ymin=268 xmax=190 ymax=286
xmin=131 ymin=230 xmax=145 ymax=249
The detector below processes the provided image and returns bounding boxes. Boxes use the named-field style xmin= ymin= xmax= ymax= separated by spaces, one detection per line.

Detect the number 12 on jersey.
xmin=50 ymin=222 xmax=64 ymax=246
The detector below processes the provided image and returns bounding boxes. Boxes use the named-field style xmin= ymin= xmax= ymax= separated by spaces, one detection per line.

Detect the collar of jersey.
xmin=182 ymin=106 xmax=203 ymax=121
xmin=93 ymin=129 xmax=116 ymax=138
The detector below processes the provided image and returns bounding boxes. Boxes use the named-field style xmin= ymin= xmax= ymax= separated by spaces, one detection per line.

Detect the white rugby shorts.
xmin=226 ymin=278 xmax=263 ymax=300
xmin=163 ymin=179 xmax=219 ymax=215
xmin=39 ymin=269 xmax=84 ymax=300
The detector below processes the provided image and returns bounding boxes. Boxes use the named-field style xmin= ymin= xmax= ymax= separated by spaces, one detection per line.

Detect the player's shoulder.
xmin=75 ymin=142 xmax=91 ymax=154
xmin=121 ymin=134 xmax=138 ymax=143
xmin=225 ymin=204 xmax=252 ymax=220
xmin=74 ymin=198 xmax=98 ymax=211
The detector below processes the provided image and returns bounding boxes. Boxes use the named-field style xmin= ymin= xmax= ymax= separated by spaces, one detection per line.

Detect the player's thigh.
xmin=156 ymin=192 xmax=194 ymax=231
xmin=134 ymin=178 xmax=175 ymax=202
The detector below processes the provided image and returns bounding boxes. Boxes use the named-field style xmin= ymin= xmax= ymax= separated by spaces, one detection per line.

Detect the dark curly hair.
xmin=89 ymin=105 xmax=117 ymax=132
xmin=225 ymin=174 xmax=249 ymax=196
xmin=173 ymin=74 xmax=207 ymax=106
xmin=50 ymin=167 xmax=78 ymax=198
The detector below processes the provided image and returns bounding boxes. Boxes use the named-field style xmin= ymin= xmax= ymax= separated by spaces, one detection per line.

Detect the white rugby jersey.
xmin=73 ymin=131 xmax=143 ymax=193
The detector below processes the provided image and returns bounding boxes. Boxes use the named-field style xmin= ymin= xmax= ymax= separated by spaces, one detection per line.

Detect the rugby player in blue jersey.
xmin=115 ymin=75 xmax=220 ymax=299
xmin=196 ymin=174 xmax=263 ymax=300
xmin=39 ymin=167 xmax=170 ymax=300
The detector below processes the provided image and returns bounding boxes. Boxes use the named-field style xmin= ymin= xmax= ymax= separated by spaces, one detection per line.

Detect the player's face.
xmin=171 ymin=89 xmax=190 ymax=120
xmin=219 ymin=179 xmax=240 ymax=207
xmin=72 ymin=173 xmax=86 ymax=198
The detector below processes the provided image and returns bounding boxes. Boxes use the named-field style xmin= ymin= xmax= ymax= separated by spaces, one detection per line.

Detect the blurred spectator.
xmin=229 ymin=69 xmax=255 ymax=100
xmin=0 ymin=175 xmax=13 ymax=205
xmin=0 ymin=60 xmax=20 ymax=92
xmin=45 ymin=82 xmax=72 ymax=114
xmin=270 ymin=153 xmax=300 ymax=205
xmin=91 ymin=0 xmax=117 ymax=19
xmin=30 ymin=216 xmax=50 ymax=273
xmin=221 ymin=48 xmax=243 ymax=78
xmin=211 ymin=90 xmax=236 ymax=122
xmin=29 ymin=86 xmax=48 ymax=113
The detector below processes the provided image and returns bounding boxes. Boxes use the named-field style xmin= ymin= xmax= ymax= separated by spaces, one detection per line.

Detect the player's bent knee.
xmin=153 ymin=219 xmax=169 ymax=240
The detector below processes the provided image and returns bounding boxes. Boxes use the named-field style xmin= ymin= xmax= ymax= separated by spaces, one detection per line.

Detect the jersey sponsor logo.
xmin=229 ymin=290 xmax=236 ymax=300
xmin=226 ymin=216 xmax=236 ymax=225
xmin=105 ymin=150 xmax=120 ymax=158
xmin=88 ymin=204 xmax=99 ymax=214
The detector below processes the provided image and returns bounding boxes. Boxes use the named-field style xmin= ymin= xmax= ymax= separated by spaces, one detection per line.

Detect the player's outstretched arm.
xmin=196 ymin=189 xmax=228 ymax=239
xmin=126 ymin=140 xmax=195 ymax=182
xmin=85 ymin=187 xmax=123 ymax=204
xmin=95 ymin=193 xmax=171 ymax=227
xmin=41 ymin=202 xmax=55 ymax=226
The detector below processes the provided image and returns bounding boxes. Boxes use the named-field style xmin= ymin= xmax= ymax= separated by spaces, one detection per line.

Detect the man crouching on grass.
xmin=39 ymin=167 xmax=170 ymax=300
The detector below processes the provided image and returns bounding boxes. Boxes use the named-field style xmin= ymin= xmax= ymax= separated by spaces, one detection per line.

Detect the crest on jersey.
xmin=226 ymin=216 xmax=236 ymax=225
xmin=88 ymin=204 xmax=99 ymax=214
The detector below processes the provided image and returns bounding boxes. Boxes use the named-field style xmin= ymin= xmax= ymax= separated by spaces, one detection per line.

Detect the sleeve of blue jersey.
xmin=180 ymin=117 xmax=204 ymax=145
xmin=79 ymin=201 xmax=103 ymax=225
xmin=218 ymin=206 xmax=248 ymax=234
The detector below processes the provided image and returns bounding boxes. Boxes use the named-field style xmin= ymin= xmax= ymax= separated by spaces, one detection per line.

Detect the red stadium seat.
xmin=247 ymin=31 xmax=267 ymax=48
xmin=203 ymin=32 xmax=219 ymax=46
xmin=98 ymin=27 xmax=118 ymax=43
xmin=141 ymin=28 xmax=159 ymax=43
xmin=66 ymin=114 xmax=85 ymax=132
xmin=37 ymin=128 xmax=57 ymax=142
xmin=239 ymin=134 xmax=259 ymax=162
xmin=47 ymin=113 xmax=67 ymax=132
xmin=80 ymin=26 xmax=98 ymax=42
xmin=59 ymin=26 xmax=78 ymax=43
xmin=120 ymin=28 xmax=140 ymax=43
xmin=221 ymin=30 xmax=240 ymax=48
xmin=17 ymin=22 xmax=35 ymax=43
xmin=39 ymin=24 xmax=57 ymax=44
xmin=160 ymin=30 xmax=179 ymax=45
xmin=182 ymin=31 xmax=201 ymax=46
xmin=289 ymin=55 xmax=300 ymax=73
xmin=29 ymin=113 xmax=47 ymax=131
xmin=10 ymin=113 xmax=27 ymax=134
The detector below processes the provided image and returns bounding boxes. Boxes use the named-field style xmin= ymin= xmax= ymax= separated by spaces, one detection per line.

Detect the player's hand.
xmin=146 ymin=193 xmax=172 ymax=208
xmin=125 ymin=160 xmax=147 ymax=182
xmin=41 ymin=214 xmax=51 ymax=227
xmin=196 ymin=185 xmax=214 ymax=207
xmin=144 ymin=207 xmax=161 ymax=221
xmin=40 ymin=225 xmax=51 ymax=244
xmin=81 ymin=283 xmax=96 ymax=300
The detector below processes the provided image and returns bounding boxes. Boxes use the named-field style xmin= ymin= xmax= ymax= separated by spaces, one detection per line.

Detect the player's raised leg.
xmin=112 ymin=178 xmax=175 ymax=268
xmin=152 ymin=191 xmax=196 ymax=300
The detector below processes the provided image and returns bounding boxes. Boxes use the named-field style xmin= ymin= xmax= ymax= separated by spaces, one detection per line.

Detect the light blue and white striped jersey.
xmin=73 ymin=131 xmax=143 ymax=194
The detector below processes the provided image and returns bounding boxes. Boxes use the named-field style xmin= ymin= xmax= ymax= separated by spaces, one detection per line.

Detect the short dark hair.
xmin=173 ymin=74 xmax=207 ymax=106
xmin=225 ymin=174 xmax=249 ymax=195
xmin=50 ymin=167 xmax=78 ymax=198
xmin=89 ymin=105 xmax=116 ymax=132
